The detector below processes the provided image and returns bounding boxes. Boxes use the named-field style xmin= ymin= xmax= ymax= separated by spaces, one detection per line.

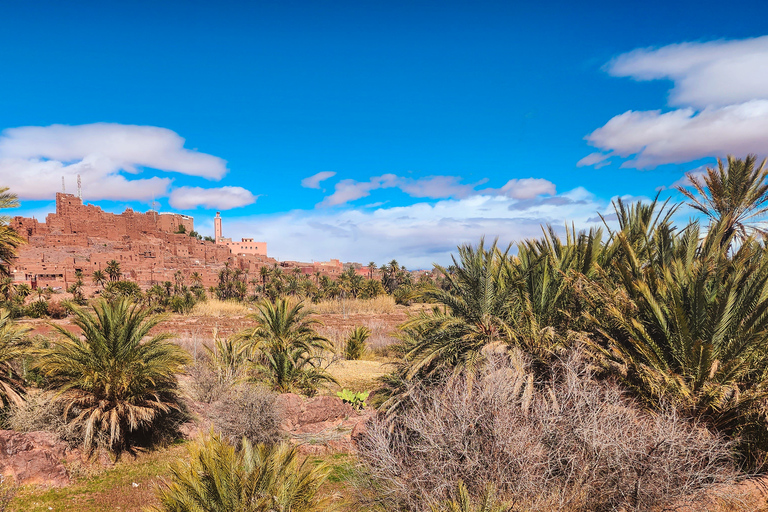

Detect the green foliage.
xmin=344 ymin=325 xmax=370 ymax=360
xmin=33 ymin=299 xmax=190 ymax=454
xmin=0 ymin=188 xmax=25 ymax=277
xmin=237 ymin=299 xmax=337 ymax=395
xmin=149 ymin=433 xmax=332 ymax=512
xmin=0 ymin=310 xmax=30 ymax=408
xmin=336 ymin=389 xmax=369 ymax=410
xmin=677 ymin=154 xmax=768 ymax=242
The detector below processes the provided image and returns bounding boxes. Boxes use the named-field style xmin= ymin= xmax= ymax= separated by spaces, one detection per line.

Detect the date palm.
xmin=237 ymin=299 xmax=336 ymax=394
xmin=397 ymin=239 xmax=516 ymax=382
xmin=34 ymin=299 xmax=190 ymax=454
xmin=105 ymin=260 xmax=121 ymax=282
xmin=0 ymin=311 xmax=31 ymax=408
xmin=92 ymin=269 xmax=107 ymax=288
xmin=676 ymin=154 xmax=768 ymax=243
xmin=584 ymin=222 xmax=768 ymax=466
xmin=150 ymin=433 xmax=331 ymax=512
xmin=0 ymin=187 xmax=25 ymax=277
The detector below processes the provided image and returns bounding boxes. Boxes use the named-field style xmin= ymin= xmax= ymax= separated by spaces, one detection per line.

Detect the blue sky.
xmin=2 ymin=0 xmax=768 ymax=267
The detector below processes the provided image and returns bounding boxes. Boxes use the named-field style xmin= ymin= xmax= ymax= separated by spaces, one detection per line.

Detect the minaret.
xmin=214 ymin=212 xmax=222 ymax=243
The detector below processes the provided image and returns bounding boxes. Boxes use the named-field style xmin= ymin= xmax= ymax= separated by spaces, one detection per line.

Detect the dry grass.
xmin=327 ymin=359 xmax=391 ymax=392
xmin=311 ymin=296 xmax=397 ymax=315
xmin=190 ymin=299 xmax=252 ymax=317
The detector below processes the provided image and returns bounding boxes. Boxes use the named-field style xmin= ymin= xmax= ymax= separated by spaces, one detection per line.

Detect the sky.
xmin=2 ymin=0 xmax=768 ymax=268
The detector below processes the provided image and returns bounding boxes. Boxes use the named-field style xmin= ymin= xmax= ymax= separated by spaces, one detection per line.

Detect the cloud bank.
xmin=580 ymin=37 xmax=768 ymax=169
xmin=206 ymin=186 xmax=610 ymax=269
xmin=317 ymin=174 xmax=556 ymax=207
xmin=0 ymin=123 xmax=250 ymax=206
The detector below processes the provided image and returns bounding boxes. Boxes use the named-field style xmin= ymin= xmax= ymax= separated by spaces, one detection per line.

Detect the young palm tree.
xmin=0 ymin=311 xmax=31 ymax=408
xmin=34 ymin=299 xmax=190 ymax=454
xmin=344 ymin=325 xmax=371 ymax=360
xmin=150 ymin=433 xmax=331 ymax=512
xmin=0 ymin=188 xmax=25 ymax=277
xmin=237 ymin=299 xmax=336 ymax=394
xmin=676 ymin=154 xmax=768 ymax=242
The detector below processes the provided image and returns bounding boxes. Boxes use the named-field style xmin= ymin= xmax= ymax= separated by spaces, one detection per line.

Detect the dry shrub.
xmin=186 ymin=360 xmax=233 ymax=404
xmin=211 ymin=385 xmax=280 ymax=446
xmin=7 ymin=391 xmax=84 ymax=447
xmin=312 ymin=296 xmax=397 ymax=315
xmin=190 ymin=299 xmax=251 ymax=317
xmin=356 ymin=353 xmax=744 ymax=512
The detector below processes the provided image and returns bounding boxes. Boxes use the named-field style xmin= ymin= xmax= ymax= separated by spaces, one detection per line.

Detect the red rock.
xmin=0 ymin=430 xmax=73 ymax=487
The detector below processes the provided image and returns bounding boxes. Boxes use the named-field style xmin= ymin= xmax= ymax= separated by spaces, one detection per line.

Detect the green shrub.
xmin=337 ymin=389 xmax=369 ymax=410
xmin=150 ymin=434 xmax=331 ymax=512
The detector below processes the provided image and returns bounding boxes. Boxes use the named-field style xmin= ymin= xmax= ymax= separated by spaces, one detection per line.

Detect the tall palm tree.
xmin=34 ymin=299 xmax=190 ymax=454
xmin=0 ymin=188 xmax=25 ymax=277
xmin=105 ymin=260 xmax=121 ymax=282
xmin=368 ymin=261 xmax=376 ymax=280
xmin=150 ymin=433 xmax=331 ymax=512
xmin=237 ymin=299 xmax=336 ymax=394
xmin=676 ymin=154 xmax=768 ymax=243
xmin=0 ymin=311 xmax=31 ymax=408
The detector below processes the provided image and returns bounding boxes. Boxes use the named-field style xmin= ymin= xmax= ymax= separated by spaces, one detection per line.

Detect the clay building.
xmin=9 ymin=193 xmax=273 ymax=291
xmin=8 ymin=193 xmax=368 ymax=295
xmin=214 ymin=211 xmax=267 ymax=257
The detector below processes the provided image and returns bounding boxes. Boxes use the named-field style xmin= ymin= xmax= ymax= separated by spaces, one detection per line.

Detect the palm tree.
xmin=396 ymin=239 xmax=516 ymax=382
xmin=583 ymin=221 xmax=768 ymax=466
xmin=344 ymin=325 xmax=370 ymax=360
xmin=676 ymin=154 xmax=768 ymax=243
xmin=368 ymin=261 xmax=376 ymax=280
xmin=149 ymin=433 xmax=331 ymax=512
xmin=0 ymin=188 xmax=24 ymax=277
xmin=105 ymin=260 xmax=121 ymax=282
xmin=34 ymin=299 xmax=190 ymax=454
xmin=92 ymin=269 xmax=107 ymax=288
xmin=189 ymin=271 xmax=202 ymax=287
xmin=0 ymin=311 xmax=31 ymax=408
xmin=237 ymin=299 xmax=336 ymax=394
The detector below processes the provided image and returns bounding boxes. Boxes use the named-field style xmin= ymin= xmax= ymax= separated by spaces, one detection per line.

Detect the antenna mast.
xmin=77 ymin=174 xmax=82 ymax=199
xmin=61 ymin=176 xmax=65 ymax=193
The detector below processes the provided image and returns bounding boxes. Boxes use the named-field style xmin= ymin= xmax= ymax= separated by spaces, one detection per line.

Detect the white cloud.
xmin=318 ymin=174 xmax=555 ymax=207
xmin=397 ymin=175 xmax=477 ymax=199
xmin=216 ymin=186 xmax=609 ymax=269
xmin=583 ymin=101 xmax=768 ymax=169
xmin=319 ymin=174 xmax=399 ymax=207
xmin=496 ymin=178 xmax=557 ymax=199
xmin=0 ymin=123 xmax=228 ymax=201
xmin=582 ymin=37 xmax=768 ymax=170
xmin=607 ymin=36 xmax=768 ymax=109
xmin=301 ymin=171 xmax=336 ymax=189
xmin=168 ymin=186 xmax=256 ymax=210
